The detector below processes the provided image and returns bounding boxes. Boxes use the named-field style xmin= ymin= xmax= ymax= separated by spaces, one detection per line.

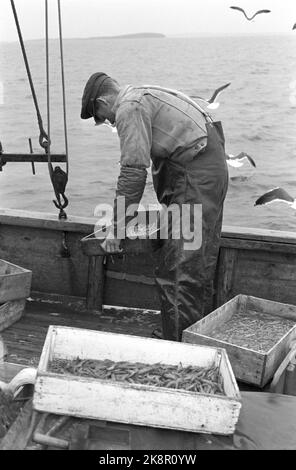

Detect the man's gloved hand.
xmin=100 ymin=227 xmax=123 ymax=254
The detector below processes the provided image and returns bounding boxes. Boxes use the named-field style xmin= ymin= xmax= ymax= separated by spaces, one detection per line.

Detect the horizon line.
xmin=0 ymin=31 xmax=294 ymax=44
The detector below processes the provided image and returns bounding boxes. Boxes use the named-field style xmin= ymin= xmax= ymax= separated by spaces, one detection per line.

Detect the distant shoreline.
xmin=85 ymin=33 xmax=166 ymax=40
xmin=0 ymin=32 xmax=294 ymax=44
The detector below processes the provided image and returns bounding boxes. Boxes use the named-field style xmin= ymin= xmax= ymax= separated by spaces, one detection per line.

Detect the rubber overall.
xmin=152 ymin=121 xmax=229 ymax=341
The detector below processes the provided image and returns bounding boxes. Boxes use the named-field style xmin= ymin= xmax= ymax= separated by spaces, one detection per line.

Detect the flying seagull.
xmin=255 ymin=187 xmax=296 ymax=209
xmin=293 ymin=23 xmax=296 ymax=30
xmin=226 ymin=152 xmax=256 ymax=168
xmin=230 ymin=6 xmax=271 ymax=21
xmin=191 ymin=82 xmax=231 ymax=109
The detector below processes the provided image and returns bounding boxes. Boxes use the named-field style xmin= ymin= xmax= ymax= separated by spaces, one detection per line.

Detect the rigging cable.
xmin=45 ymin=0 xmax=69 ymax=219
xmin=10 ymin=0 xmax=49 ymax=150
xmin=10 ymin=0 xmax=69 ymax=219
xmin=45 ymin=0 xmax=51 ymax=169
xmin=57 ymin=0 xmax=69 ymax=177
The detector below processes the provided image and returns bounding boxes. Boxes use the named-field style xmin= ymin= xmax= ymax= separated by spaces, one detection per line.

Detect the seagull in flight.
xmin=293 ymin=23 xmax=296 ymax=31
xmin=226 ymin=152 xmax=256 ymax=168
xmin=191 ymin=82 xmax=231 ymax=109
xmin=255 ymin=187 xmax=296 ymax=209
xmin=230 ymin=6 xmax=271 ymax=21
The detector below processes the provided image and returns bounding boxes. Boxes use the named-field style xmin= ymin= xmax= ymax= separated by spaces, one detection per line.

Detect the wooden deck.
xmin=1 ymin=294 xmax=161 ymax=366
xmin=2 ymin=295 xmax=296 ymax=450
xmin=1 ymin=293 xmax=268 ymax=393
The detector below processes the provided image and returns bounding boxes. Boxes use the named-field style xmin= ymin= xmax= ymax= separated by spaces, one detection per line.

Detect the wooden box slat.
xmin=0 ymin=260 xmax=32 ymax=303
xmin=33 ymin=326 xmax=241 ymax=435
xmin=183 ymin=295 xmax=296 ymax=388
xmin=0 ymin=299 xmax=26 ymax=332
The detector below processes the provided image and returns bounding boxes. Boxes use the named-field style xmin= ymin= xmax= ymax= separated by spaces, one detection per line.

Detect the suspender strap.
xmin=136 ymin=85 xmax=214 ymax=123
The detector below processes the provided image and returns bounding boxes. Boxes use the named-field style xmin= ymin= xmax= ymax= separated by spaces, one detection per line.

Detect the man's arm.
xmin=102 ymin=101 xmax=152 ymax=252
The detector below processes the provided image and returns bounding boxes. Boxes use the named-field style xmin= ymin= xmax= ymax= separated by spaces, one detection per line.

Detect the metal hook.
xmin=58 ymin=208 xmax=67 ymax=220
xmin=60 ymin=231 xmax=70 ymax=257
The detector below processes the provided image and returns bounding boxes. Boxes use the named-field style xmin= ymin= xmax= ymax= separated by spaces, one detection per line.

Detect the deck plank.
xmin=1 ymin=298 xmax=161 ymax=366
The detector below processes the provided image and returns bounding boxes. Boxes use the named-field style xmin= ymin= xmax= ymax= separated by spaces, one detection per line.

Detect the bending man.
xmin=81 ymin=73 xmax=229 ymax=341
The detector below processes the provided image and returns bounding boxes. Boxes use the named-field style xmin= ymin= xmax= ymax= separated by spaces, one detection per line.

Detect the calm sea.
xmin=1 ymin=35 xmax=296 ymax=231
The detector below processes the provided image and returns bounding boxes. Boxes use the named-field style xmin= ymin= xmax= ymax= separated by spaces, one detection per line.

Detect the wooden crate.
xmin=182 ymin=295 xmax=296 ymax=388
xmin=0 ymin=260 xmax=32 ymax=303
xmin=0 ymin=299 xmax=26 ymax=332
xmin=33 ymin=326 xmax=242 ymax=435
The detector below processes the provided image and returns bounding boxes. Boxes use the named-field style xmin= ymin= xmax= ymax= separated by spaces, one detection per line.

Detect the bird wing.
xmin=250 ymin=9 xmax=271 ymax=20
xmin=227 ymin=159 xmax=243 ymax=168
xmin=207 ymin=102 xmax=220 ymax=110
xmin=255 ymin=187 xmax=294 ymax=206
xmin=234 ymin=152 xmax=256 ymax=167
xmin=189 ymin=95 xmax=217 ymax=109
xmin=293 ymin=23 xmax=296 ymax=30
xmin=230 ymin=6 xmax=249 ymax=20
xmin=208 ymin=82 xmax=231 ymax=103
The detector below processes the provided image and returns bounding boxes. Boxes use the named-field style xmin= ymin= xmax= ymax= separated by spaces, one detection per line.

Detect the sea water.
xmin=0 ymin=34 xmax=296 ymax=231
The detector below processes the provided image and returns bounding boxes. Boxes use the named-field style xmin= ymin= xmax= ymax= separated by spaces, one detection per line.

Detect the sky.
xmin=0 ymin=0 xmax=296 ymax=42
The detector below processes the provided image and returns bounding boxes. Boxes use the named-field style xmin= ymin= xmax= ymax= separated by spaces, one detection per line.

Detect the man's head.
xmin=80 ymin=72 xmax=120 ymax=125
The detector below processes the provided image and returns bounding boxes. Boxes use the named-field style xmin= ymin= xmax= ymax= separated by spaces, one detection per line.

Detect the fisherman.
xmin=81 ymin=73 xmax=229 ymax=341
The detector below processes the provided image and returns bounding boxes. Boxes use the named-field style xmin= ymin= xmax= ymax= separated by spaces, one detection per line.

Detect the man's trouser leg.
xmin=154 ymin=198 xmax=225 ymax=342
xmin=155 ymin=237 xmax=209 ymax=342
xmin=153 ymin=121 xmax=229 ymax=341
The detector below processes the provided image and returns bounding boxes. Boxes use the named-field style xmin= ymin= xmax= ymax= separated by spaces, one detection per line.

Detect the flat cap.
xmin=80 ymin=72 xmax=110 ymax=119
